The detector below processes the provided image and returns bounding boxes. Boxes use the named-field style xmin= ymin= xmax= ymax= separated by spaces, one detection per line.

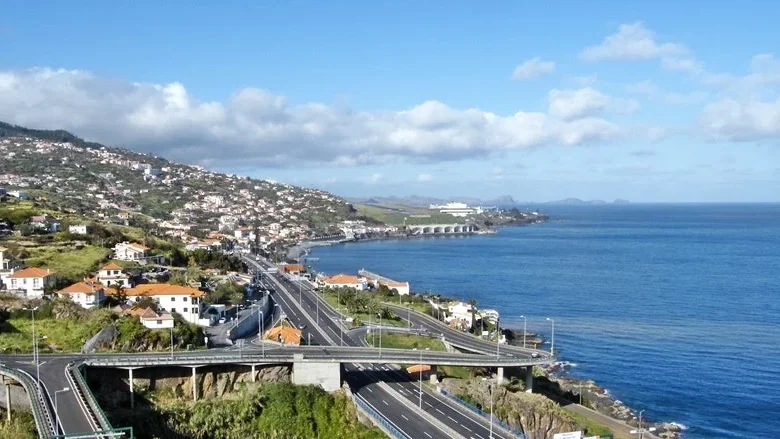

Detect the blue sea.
xmin=309 ymin=204 xmax=780 ymax=439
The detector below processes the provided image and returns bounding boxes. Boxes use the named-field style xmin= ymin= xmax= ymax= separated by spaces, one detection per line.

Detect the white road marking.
xmin=367 ymin=387 xmax=373 ymax=393
xmin=401 ymin=414 xmax=409 ymax=420
xmin=382 ymin=400 xmax=389 ymax=406
xmin=436 ymin=408 xmax=445 ymax=415
xmin=424 ymin=433 xmax=432 ymax=438
xmin=447 ymin=415 xmax=457 ymax=423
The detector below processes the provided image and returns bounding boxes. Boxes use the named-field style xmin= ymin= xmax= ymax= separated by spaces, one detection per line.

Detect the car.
xmin=218 ymin=317 xmax=227 ymax=324
xmin=531 ymin=352 xmax=540 ymax=358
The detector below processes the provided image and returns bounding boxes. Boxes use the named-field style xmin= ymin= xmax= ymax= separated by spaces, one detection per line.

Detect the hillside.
xmin=0 ymin=121 xmax=356 ymax=239
xmin=349 ymin=194 xmax=517 ymax=207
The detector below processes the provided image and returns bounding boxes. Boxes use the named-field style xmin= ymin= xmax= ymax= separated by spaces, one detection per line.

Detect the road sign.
xmin=554 ymin=432 xmax=583 ymax=439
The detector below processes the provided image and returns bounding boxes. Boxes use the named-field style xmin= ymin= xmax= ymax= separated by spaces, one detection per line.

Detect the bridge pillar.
xmin=192 ymin=367 xmax=198 ymax=401
xmin=5 ymin=381 xmax=10 ymax=421
xmin=251 ymin=364 xmax=256 ymax=382
xmin=292 ymin=362 xmax=342 ymax=392
xmin=128 ymin=368 xmax=134 ymax=409
xmin=525 ymin=366 xmax=533 ymax=393
xmin=496 ymin=367 xmax=505 ymax=384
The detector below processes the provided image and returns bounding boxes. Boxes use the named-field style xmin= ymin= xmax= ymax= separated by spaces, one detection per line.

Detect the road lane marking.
xmin=447 ymin=415 xmax=457 ymax=423
xmin=401 ymin=414 xmax=409 ymax=420
xmin=367 ymin=387 xmax=373 ymax=393
xmin=424 ymin=433 xmax=432 ymax=438
xmin=382 ymin=400 xmax=389 ymax=406
xmin=436 ymin=408 xmax=445 ymax=415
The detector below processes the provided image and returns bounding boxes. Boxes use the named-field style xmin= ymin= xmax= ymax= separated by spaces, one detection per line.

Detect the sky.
xmin=1 ymin=2 xmax=779 ymax=202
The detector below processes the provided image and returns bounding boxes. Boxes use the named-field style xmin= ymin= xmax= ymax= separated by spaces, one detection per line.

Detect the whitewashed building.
xmin=124 ymin=284 xmax=205 ymax=325
xmin=113 ymin=242 xmax=149 ymax=261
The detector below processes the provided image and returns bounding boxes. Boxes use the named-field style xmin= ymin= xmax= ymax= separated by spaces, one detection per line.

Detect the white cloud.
xmin=512 ymin=57 xmax=556 ymax=80
xmin=580 ymin=22 xmax=688 ymax=61
xmin=664 ymin=91 xmax=709 ymax=106
xmin=625 ymin=80 xmax=659 ymax=96
xmin=661 ymin=57 xmax=703 ymax=74
xmin=368 ymin=173 xmax=383 ymax=184
xmin=548 ymin=87 xmax=639 ymax=120
xmin=573 ymin=74 xmax=598 ymax=87
xmin=0 ymin=68 xmax=624 ymax=167
xmin=492 ymin=167 xmax=504 ymax=176
xmin=700 ymin=97 xmax=780 ymax=141
xmin=416 ymin=173 xmax=433 ymax=182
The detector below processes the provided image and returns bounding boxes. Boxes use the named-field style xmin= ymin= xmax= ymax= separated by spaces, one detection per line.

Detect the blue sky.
xmin=1 ymin=2 xmax=779 ymax=202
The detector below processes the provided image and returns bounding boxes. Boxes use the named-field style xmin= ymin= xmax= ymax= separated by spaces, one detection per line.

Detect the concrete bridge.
xmin=407 ymin=223 xmax=478 ymax=235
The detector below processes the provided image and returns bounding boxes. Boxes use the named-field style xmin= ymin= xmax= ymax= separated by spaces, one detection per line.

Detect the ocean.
xmin=308 ymin=204 xmax=780 ymax=439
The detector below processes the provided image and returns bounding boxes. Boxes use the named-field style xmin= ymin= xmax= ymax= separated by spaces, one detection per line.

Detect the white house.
xmin=477 ymin=309 xmax=500 ymax=325
xmin=97 ymin=262 xmax=130 ymax=287
xmin=68 ymin=224 xmax=90 ymax=235
xmin=429 ymin=202 xmax=475 ymax=217
xmin=113 ymin=242 xmax=149 ymax=261
xmin=131 ymin=307 xmax=174 ymax=329
xmin=124 ymin=284 xmax=205 ymax=325
xmin=445 ymin=301 xmax=474 ymax=330
xmin=322 ymin=274 xmax=366 ymax=291
xmin=380 ymin=280 xmax=410 ymax=296
xmin=4 ymin=267 xmax=56 ymax=298
xmin=57 ymin=281 xmax=105 ymax=309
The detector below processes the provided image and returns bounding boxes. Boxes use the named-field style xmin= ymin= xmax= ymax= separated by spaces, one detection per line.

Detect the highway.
xmin=243 ymin=255 xmax=534 ymax=439
xmin=0 ymin=254 xmax=552 ymax=439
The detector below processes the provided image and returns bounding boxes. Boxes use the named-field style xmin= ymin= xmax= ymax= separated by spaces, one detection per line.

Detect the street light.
xmin=23 ymin=307 xmax=39 ymax=385
xmin=546 ymin=317 xmax=555 ymax=355
xmin=259 ymin=309 xmax=265 ymax=358
xmin=170 ymin=324 xmax=175 ymax=359
xmin=378 ymin=313 xmax=382 ymax=358
xmin=520 ymin=315 xmax=527 ymax=349
xmin=488 ymin=381 xmax=494 ymax=439
xmin=54 ymin=387 xmax=70 ymax=435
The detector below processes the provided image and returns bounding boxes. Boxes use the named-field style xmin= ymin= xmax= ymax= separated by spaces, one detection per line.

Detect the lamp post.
xmin=488 ymin=381 xmax=494 ymax=439
xmin=378 ymin=313 xmax=382 ymax=358
xmin=54 ymin=387 xmax=70 ymax=435
xmin=546 ymin=317 xmax=555 ymax=355
xmin=639 ymin=410 xmax=645 ymax=439
xmin=259 ymin=309 xmax=264 ymax=358
xmin=520 ymin=315 xmax=527 ymax=349
xmin=170 ymin=324 xmax=174 ymax=360
xmin=418 ymin=348 xmax=430 ymax=409
xmin=496 ymin=320 xmax=501 ymax=360
xmin=22 ymin=307 xmax=39 ymax=385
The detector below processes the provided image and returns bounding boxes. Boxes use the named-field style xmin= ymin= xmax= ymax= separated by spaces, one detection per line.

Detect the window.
xmin=170 ymin=297 xmax=176 ymax=302
xmin=156 ymin=320 xmax=162 ymax=325
xmin=183 ymin=297 xmax=188 ymax=302
xmin=192 ymin=298 xmax=198 ymax=304
xmin=170 ymin=308 xmax=176 ymax=313
xmin=192 ymin=307 xmax=197 ymax=313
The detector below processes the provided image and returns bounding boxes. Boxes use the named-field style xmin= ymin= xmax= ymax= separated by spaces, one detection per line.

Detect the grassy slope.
xmin=364 ymin=333 xmax=446 ymax=351
xmin=320 ymin=291 xmax=407 ymax=327
xmin=355 ymin=203 xmax=459 ymax=226
xmin=25 ymin=245 xmax=110 ymax=282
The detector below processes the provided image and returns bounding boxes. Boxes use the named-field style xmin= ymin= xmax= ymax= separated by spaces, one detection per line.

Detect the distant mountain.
xmin=546 ymin=198 xmax=629 ymax=205
xmin=348 ymin=194 xmax=517 ymax=207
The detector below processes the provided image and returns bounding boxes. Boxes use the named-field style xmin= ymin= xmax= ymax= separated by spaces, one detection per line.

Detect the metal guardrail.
xmin=67 ymin=363 xmax=114 ymax=435
xmin=353 ymin=394 xmax=407 ymax=439
xmin=0 ymin=365 xmax=56 ymax=438
xmin=440 ymin=389 xmax=527 ymax=439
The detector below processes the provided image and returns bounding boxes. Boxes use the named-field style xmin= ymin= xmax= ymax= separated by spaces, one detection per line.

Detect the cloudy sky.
xmin=1 ymin=2 xmax=779 ymax=202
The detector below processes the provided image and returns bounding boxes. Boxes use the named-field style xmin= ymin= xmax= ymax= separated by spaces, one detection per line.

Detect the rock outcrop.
xmin=441 ymin=378 xmax=579 ymax=439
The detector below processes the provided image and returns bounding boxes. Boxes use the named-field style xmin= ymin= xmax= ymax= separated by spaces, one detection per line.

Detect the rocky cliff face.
xmin=87 ymin=364 xmax=291 ymax=405
xmin=441 ymin=378 xmax=579 ymax=439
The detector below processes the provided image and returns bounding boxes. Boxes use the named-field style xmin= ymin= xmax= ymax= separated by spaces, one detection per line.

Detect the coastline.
xmin=294 ymin=219 xmax=684 ymax=439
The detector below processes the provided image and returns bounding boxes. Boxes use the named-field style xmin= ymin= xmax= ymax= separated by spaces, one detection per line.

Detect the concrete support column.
xmin=496 ymin=367 xmax=505 ymax=384
xmin=128 ymin=369 xmax=134 ymax=409
xmin=5 ymin=382 xmax=11 ymax=421
xmin=192 ymin=367 xmax=198 ymax=401
xmin=525 ymin=366 xmax=533 ymax=393
xmin=251 ymin=365 xmax=256 ymax=382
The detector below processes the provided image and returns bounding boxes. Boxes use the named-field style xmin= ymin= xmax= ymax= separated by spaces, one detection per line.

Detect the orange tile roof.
xmin=129 ymin=243 xmax=149 ymax=251
xmin=265 ymin=325 xmax=302 ymax=345
xmin=283 ymin=264 xmax=305 ymax=273
xmin=130 ymin=307 xmax=160 ymax=319
xmin=58 ymin=281 xmax=101 ymax=295
xmin=100 ymin=262 xmax=123 ymax=271
xmin=324 ymin=274 xmax=361 ymax=284
xmin=382 ymin=280 xmax=408 ymax=287
xmin=125 ymin=284 xmax=206 ymax=298
xmin=8 ymin=267 xmax=55 ymax=279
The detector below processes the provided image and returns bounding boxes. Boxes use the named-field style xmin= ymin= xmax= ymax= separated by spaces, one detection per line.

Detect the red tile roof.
xmin=100 ymin=262 xmax=123 ymax=271
xmin=8 ymin=267 xmax=55 ymax=279
xmin=324 ymin=274 xmax=361 ymax=284
xmin=58 ymin=281 xmax=101 ymax=295
xmin=125 ymin=284 xmax=205 ymax=298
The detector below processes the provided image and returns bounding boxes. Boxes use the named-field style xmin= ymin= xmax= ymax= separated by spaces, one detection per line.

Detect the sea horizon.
xmin=308 ymin=203 xmax=780 ymax=439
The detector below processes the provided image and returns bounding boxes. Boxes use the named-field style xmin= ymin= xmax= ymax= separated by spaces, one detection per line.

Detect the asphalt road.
xmin=244 ymin=256 xmax=524 ymax=439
